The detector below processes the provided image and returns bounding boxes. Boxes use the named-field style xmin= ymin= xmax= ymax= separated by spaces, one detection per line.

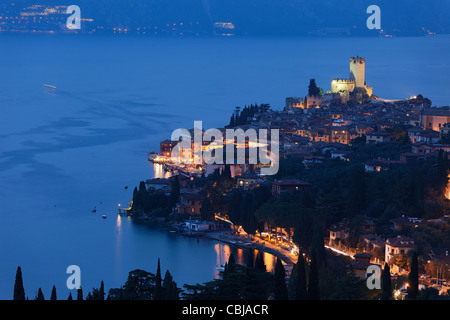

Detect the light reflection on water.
xmin=213 ymin=242 xmax=276 ymax=279
xmin=153 ymin=163 xmax=172 ymax=179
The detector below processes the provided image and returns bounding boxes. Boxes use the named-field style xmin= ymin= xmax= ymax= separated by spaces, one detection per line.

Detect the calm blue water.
xmin=0 ymin=33 xmax=449 ymax=300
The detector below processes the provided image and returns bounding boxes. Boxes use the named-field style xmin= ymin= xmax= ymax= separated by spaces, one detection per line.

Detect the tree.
xmin=107 ymin=269 xmax=155 ymax=300
xmin=200 ymin=197 xmax=213 ymax=221
xmin=222 ymin=165 xmax=232 ymax=182
xmin=162 ymin=270 xmax=178 ymax=300
xmin=227 ymin=253 xmax=236 ymax=273
xmin=255 ymin=252 xmax=266 ymax=273
xmin=328 ymin=270 xmax=368 ymax=300
xmin=308 ymin=79 xmax=321 ymax=97
xmin=13 ymin=266 xmax=26 ymax=300
xmin=293 ymin=209 xmax=314 ymax=249
xmin=347 ymin=166 xmax=366 ymax=217
xmin=295 ymin=254 xmax=308 ymax=300
xmin=241 ymin=193 xmax=257 ymax=236
xmin=99 ymin=281 xmax=105 ymax=300
xmin=77 ymin=286 xmax=83 ymax=300
xmin=35 ymin=288 xmax=45 ymax=300
xmin=154 ymin=259 xmax=163 ymax=300
xmin=308 ymin=251 xmax=320 ymax=300
xmin=169 ymin=282 xmax=180 ymax=300
xmin=90 ymin=281 xmax=105 ymax=300
xmin=381 ymin=263 xmax=392 ymax=300
xmin=168 ymin=176 xmax=180 ymax=210
xmin=228 ymin=190 xmax=243 ymax=226
xmin=311 ymin=225 xmax=327 ymax=268
xmin=50 ymin=285 xmax=57 ymax=300
xmin=407 ymin=251 xmax=419 ymax=299
xmin=273 ymin=258 xmax=288 ymax=300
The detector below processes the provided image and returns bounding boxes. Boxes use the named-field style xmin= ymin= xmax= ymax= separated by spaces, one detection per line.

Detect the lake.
xmin=0 ymin=33 xmax=449 ymax=300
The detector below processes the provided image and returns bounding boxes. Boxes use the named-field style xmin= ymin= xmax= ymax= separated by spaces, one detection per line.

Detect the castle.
xmin=286 ymin=56 xmax=374 ymax=110
xmin=331 ymin=56 xmax=373 ymax=97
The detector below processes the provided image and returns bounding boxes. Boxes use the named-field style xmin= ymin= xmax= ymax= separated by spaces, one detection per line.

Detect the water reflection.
xmin=153 ymin=163 xmax=171 ymax=179
xmin=213 ymin=243 xmax=277 ymax=278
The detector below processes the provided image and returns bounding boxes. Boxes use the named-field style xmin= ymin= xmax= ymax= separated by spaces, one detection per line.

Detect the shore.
xmin=201 ymin=230 xmax=297 ymax=266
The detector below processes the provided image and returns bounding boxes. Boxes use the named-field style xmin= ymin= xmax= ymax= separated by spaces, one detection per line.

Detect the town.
xmin=129 ymin=56 xmax=450 ymax=300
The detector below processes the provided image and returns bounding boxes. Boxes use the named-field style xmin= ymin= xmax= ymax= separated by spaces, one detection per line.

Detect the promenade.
xmin=203 ymin=230 xmax=298 ymax=266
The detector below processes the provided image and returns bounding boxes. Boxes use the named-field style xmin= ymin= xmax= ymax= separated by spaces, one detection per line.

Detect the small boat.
xmin=43 ymin=84 xmax=56 ymax=91
xmin=102 ymin=215 xmax=107 ymax=219
xmin=92 ymin=207 xmax=96 ymax=213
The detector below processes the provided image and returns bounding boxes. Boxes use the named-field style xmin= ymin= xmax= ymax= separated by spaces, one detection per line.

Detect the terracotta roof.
xmin=422 ymin=108 xmax=450 ymax=116
xmin=386 ymin=236 xmax=415 ymax=248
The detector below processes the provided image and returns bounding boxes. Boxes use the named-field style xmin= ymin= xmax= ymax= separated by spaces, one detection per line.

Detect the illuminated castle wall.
xmin=331 ymin=57 xmax=373 ymax=97
xmin=331 ymin=79 xmax=355 ymax=93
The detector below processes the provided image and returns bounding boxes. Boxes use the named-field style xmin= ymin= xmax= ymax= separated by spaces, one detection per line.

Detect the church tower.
xmin=349 ymin=57 xmax=365 ymax=88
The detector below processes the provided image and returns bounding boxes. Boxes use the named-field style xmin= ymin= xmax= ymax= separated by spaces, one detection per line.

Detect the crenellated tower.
xmin=349 ymin=56 xmax=366 ymax=88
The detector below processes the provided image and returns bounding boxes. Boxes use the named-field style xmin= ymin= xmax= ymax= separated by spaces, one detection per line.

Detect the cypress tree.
xmin=229 ymin=114 xmax=235 ymax=127
xmin=407 ymin=251 xmax=419 ymax=299
xmin=35 ymin=288 xmax=45 ymax=300
xmin=50 ymin=285 xmax=57 ymax=300
xmin=307 ymin=251 xmax=320 ymax=300
xmin=228 ymin=190 xmax=243 ymax=226
xmin=311 ymin=225 xmax=327 ymax=268
xmin=154 ymin=258 xmax=163 ymax=300
xmin=76 ymin=286 xmax=83 ymax=300
xmin=381 ymin=263 xmax=392 ymax=300
xmin=13 ymin=266 xmax=26 ymax=300
xmin=255 ymin=252 xmax=266 ymax=272
xmin=200 ymin=197 xmax=213 ymax=221
xmin=295 ymin=254 xmax=308 ymax=300
xmin=241 ymin=193 xmax=256 ymax=236
xmin=222 ymin=165 xmax=232 ymax=181
xmin=273 ymin=258 xmax=288 ymax=300
xmin=168 ymin=176 xmax=180 ymax=210
xmin=99 ymin=281 xmax=105 ymax=300
xmin=170 ymin=282 xmax=179 ymax=300
xmin=227 ymin=253 xmax=236 ymax=273
xmin=163 ymin=270 xmax=173 ymax=300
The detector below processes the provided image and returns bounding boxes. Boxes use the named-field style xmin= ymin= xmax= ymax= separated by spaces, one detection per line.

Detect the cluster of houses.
xmin=146 ymin=173 xmax=312 ymax=216
xmin=150 ymin=58 xmax=450 ymax=288
xmin=327 ymin=214 xmax=450 ymax=285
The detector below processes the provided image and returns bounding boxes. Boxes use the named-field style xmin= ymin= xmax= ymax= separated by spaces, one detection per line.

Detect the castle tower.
xmin=349 ymin=57 xmax=365 ymax=88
